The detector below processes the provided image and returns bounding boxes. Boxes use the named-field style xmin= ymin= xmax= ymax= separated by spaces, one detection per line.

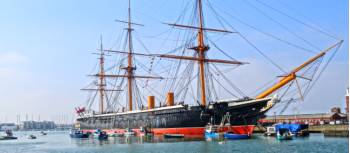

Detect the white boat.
xmin=108 ymin=132 xmax=123 ymax=137
xmin=124 ymin=128 xmax=135 ymax=136
xmin=264 ymin=126 xmax=276 ymax=136
xmin=40 ymin=131 xmax=47 ymax=135
xmin=27 ymin=135 xmax=37 ymax=139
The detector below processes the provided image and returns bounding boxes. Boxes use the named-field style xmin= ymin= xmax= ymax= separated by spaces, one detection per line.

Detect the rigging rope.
xmin=303 ymin=41 xmax=343 ymax=97
xmin=243 ymin=0 xmax=320 ymax=53
xmin=255 ymin=0 xmax=340 ymax=40
xmin=207 ymin=3 xmax=287 ymax=73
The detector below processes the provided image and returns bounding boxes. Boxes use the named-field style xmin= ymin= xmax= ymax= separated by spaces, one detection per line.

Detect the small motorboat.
xmin=27 ymin=135 xmax=37 ymax=139
xmin=263 ymin=126 xmax=276 ymax=136
xmin=139 ymin=127 xmax=153 ymax=137
xmin=40 ymin=131 xmax=47 ymax=135
xmin=107 ymin=133 xmax=116 ymax=137
xmin=223 ymin=133 xmax=250 ymax=140
xmin=108 ymin=131 xmax=123 ymax=137
xmin=276 ymin=128 xmax=293 ymax=140
xmin=204 ymin=125 xmax=220 ymax=138
xmin=124 ymin=128 xmax=135 ymax=136
xmin=164 ymin=134 xmax=185 ymax=138
xmin=69 ymin=129 xmax=89 ymax=138
xmin=94 ymin=129 xmax=108 ymax=140
xmin=275 ymin=123 xmax=308 ymax=137
xmin=0 ymin=130 xmax=17 ymax=140
xmin=0 ymin=136 xmax=17 ymax=140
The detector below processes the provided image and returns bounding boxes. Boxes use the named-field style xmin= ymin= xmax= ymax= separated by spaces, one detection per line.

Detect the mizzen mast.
xmin=81 ymin=36 xmax=123 ymax=114
xmin=98 ymin=35 xmax=106 ymax=113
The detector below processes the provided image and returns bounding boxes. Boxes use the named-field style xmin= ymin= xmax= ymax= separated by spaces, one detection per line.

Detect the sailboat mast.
xmin=127 ymin=0 xmax=134 ymax=111
xmin=99 ymin=35 xmax=105 ymax=113
xmin=197 ymin=0 xmax=207 ymax=106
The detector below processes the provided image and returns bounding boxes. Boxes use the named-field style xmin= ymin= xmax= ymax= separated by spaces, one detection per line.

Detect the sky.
xmin=0 ymin=0 xmax=348 ymax=123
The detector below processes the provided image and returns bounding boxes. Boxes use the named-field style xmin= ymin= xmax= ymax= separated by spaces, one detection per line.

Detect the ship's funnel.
xmin=148 ymin=96 xmax=155 ymax=109
xmin=167 ymin=92 xmax=174 ymax=106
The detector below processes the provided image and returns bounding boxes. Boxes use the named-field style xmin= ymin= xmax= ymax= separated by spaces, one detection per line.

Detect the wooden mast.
xmin=197 ymin=0 xmax=208 ymax=106
xmin=99 ymin=35 xmax=105 ymax=113
xmin=126 ymin=0 xmax=134 ymax=111
xmin=100 ymin=0 xmax=244 ymax=109
xmin=104 ymin=0 xmax=245 ymax=107
xmin=81 ymin=36 xmax=123 ymax=114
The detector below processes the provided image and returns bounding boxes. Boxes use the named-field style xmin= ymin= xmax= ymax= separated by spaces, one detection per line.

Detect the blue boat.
xmin=276 ymin=128 xmax=293 ymax=140
xmin=69 ymin=129 xmax=89 ymax=138
xmin=93 ymin=129 xmax=108 ymax=140
xmin=205 ymin=132 xmax=219 ymax=138
xmin=164 ymin=134 xmax=184 ymax=138
xmin=223 ymin=133 xmax=250 ymax=139
xmin=275 ymin=123 xmax=309 ymax=138
xmin=204 ymin=125 xmax=219 ymax=138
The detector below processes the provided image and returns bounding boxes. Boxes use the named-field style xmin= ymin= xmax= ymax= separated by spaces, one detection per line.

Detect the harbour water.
xmin=0 ymin=131 xmax=347 ymax=153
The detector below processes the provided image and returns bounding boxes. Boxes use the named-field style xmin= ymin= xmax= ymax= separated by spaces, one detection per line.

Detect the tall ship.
xmin=75 ymin=0 xmax=343 ymax=135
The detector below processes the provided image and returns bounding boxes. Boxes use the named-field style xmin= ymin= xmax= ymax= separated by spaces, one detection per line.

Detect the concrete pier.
xmin=310 ymin=124 xmax=349 ymax=137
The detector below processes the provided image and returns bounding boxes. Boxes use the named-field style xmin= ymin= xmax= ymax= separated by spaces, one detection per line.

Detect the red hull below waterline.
xmin=82 ymin=125 xmax=255 ymax=136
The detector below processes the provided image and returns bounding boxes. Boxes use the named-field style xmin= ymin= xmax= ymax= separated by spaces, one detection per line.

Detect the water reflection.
xmin=70 ymin=134 xmax=321 ymax=147
xmin=71 ymin=135 xmax=213 ymax=146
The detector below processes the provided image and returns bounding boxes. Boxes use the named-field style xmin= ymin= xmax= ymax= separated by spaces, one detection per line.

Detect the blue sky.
xmin=0 ymin=0 xmax=348 ymax=123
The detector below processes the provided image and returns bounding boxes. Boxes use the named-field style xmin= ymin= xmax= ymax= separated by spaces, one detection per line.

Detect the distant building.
xmin=20 ymin=121 xmax=56 ymax=130
xmin=260 ymin=113 xmax=347 ymax=125
xmin=0 ymin=123 xmax=17 ymax=131
xmin=260 ymin=108 xmax=347 ymax=125
xmin=55 ymin=124 xmax=74 ymax=130
xmin=346 ymin=88 xmax=349 ymax=114
xmin=331 ymin=107 xmax=341 ymax=114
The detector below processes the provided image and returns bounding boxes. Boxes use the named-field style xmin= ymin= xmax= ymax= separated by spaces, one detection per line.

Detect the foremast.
xmin=196 ymin=0 xmax=208 ymax=106
xmin=165 ymin=0 xmax=246 ymax=106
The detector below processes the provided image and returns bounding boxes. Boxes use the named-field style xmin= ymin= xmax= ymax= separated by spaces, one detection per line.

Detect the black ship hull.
xmin=77 ymin=97 xmax=276 ymax=134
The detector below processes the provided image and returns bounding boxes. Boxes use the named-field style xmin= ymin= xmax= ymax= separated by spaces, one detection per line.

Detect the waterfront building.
xmin=260 ymin=107 xmax=348 ymax=125
xmin=260 ymin=112 xmax=347 ymax=125
xmin=346 ymin=88 xmax=349 ymax=115
xmin=0 ymin=123 xmax=17 ymax=131
xmin=20 ymin=121 xmax=56 ymax=130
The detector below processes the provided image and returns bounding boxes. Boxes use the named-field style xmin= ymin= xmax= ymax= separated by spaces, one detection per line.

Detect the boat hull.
xmin=77 ymin=97 xmax=276 ymax=135
xmin=83 ymin=125 xmax=254 ymax=135
xmin=70 ymin=133 xmax=89 ymax=138
xmin=224 ymin=133 xmax=250 ymax=139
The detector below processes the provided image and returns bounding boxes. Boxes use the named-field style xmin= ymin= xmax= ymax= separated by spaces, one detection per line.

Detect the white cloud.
xmin=0 ymin=52 xmax=29 ymax=65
